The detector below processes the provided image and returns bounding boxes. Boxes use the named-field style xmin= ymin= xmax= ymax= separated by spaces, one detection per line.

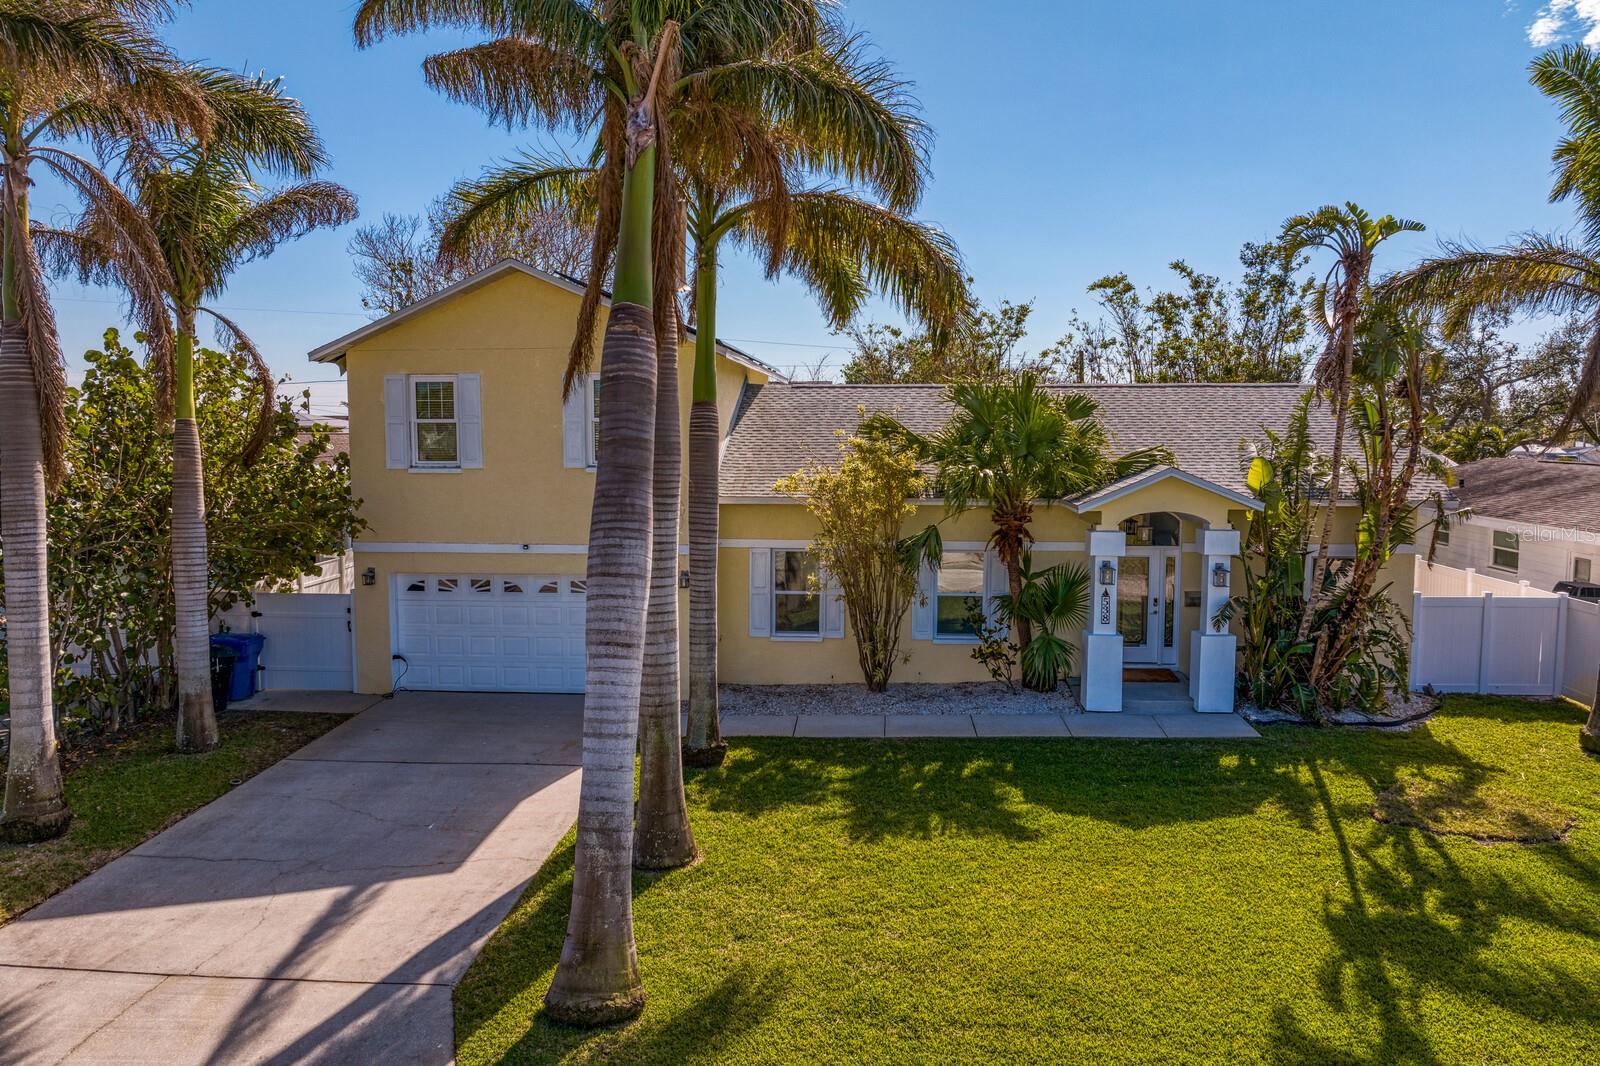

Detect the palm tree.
xmin=1 ymin=1 xmax=204 ymax=842
xmin=41 ymin=70 xmax=357 ymax=753
xmin=1382 ymin=44 xmax=1600 ymax=749
xmin=1277 ymin=203 xmax=1422 ymax=642
xmin=386 ymin=3 xmax=924 ymax=867
xmin=864 ymin=375 xmax=1170 ymax=689
xmin=355 ymin=0 xmax=714 ymax=1023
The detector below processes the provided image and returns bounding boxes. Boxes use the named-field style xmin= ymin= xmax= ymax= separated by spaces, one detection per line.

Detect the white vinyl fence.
xmin=213 ymin=592 xmax=353 ymax=692
xmin=1411 ymin=560 xmax=1598 ymax=705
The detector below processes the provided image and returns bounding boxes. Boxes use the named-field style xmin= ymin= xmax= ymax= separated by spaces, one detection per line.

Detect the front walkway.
xmin=0 ymin=693 xmax=582 ymax=1065
xmin=723 ymin=710 xmax=1258 ymax=739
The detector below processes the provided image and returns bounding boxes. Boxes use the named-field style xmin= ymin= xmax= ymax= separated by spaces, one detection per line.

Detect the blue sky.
xmin=39 ymin=1 xmax=1597 ymax=419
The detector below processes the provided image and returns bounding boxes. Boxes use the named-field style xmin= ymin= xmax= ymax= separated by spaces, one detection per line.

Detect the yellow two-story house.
xmin=309 ymin=260 xmax=1421 ymax=713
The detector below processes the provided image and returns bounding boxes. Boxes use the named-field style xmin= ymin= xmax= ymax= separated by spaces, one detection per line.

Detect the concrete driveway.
xmin=0 ymin=693 xmax=583 ymax=1065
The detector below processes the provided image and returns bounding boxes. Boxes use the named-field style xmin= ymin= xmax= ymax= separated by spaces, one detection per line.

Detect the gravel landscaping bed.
xmin=1240 ymin=689 xmax=1441 ymax=728
xmin=720 ymin=682 xmax=1082 ymax=716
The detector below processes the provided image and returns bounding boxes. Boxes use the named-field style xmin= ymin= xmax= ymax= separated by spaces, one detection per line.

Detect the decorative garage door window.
xmin=395 ymin=574 xmax=586 ymax=692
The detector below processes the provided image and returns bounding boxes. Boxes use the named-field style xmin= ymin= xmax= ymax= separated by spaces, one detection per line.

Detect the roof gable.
xmin=306 ymin=258 xmax=784 ymax=381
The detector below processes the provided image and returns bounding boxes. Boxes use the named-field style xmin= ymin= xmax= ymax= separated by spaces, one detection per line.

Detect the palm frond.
xmin=199 ymin=306 xmax=277 ymax=466
xmin=354 ymin=0 xmax=605 ymax=53
xmin=423 ymin=37 xmax=603 ymax=130
xmin=188 ymin=67 xmax=328 ymax=176
xmin=1380 ymin=234 xmax=1600 ymax=335
xmin=438 ymin=154 xmax=600 ymax=268
xmin=732 ymin=189 xmax=966 ymax=331
xmin=1531 ymin=44 xmax=1600 ymax=239
xmin=220 ymin=181 xmax=358 ymax=286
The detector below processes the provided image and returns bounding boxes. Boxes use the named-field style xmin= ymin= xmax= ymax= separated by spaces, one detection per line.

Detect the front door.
xmin=1118 ymin=548 xmax=1178 ymax=665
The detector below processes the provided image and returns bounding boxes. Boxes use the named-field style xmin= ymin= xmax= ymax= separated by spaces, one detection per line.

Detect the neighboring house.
xmin=1506 ymin=441 xmax=1600 ymax=464
xmin=307 ymin=260 xmax=1425 ymax=713
xmin=1433 ymin=457 xmax=1600 ymax=592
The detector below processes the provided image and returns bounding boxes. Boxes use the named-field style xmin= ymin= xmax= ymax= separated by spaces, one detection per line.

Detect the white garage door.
xmin=394 ymin=574 xmax=586 ymax=692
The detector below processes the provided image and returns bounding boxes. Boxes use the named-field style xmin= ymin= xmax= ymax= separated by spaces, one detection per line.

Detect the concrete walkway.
xmin=0 ymin=693 xmax=583 ymax=1065
xmin=722 ymin=711 xmax=1259 ymax=739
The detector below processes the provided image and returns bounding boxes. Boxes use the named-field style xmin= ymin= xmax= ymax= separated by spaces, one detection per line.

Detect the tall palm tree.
xmin=383 ymin=2 xmax=917 ymax=870
xmin=1383 ymin=44 xmax=1600 ymax=750
xmin=355 ymin=0 xmax=715 ymax=1023
xmin=41 ymin=70 xmax=356 ymax=753
xmin=0 ymin=1 xmax=204 ymax=842
xmin=864 ymin=375 xmax=1170 ymax=689
xmin=1277 ymin=203 xmax=1422 ymax=641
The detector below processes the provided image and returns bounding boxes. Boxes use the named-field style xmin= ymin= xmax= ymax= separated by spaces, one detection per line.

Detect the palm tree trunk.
xmin=0 ymin=317 xmax=71 ymax=842
xmin=171 ymin=324 xmax=218 ymax=753
xmin=685 ymin=245 xmax=725 ymax=765
xmin=634 ymin=292 xmax=696 ymax=869
xmin=544 ymin=142 xmax=656 ymax=1028
xmin=1299 ymin=327 xmax=1355 ymax=648
xmin=1583 ymin=674 xmax=1600 ymax=755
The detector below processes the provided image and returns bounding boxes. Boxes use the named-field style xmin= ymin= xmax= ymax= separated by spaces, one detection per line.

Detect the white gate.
xmin=218 ymin=593 xmax=353 ymax=691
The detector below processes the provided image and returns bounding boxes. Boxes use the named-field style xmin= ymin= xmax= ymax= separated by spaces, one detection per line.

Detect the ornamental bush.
xmin=0 ymin=329 xmax=366 ymax=737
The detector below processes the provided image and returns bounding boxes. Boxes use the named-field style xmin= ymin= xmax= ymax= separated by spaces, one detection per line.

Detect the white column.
xmin=1190 ymin=526 xmax=1240 ymax=713
xmin=1083 ymin=528 xmax=1126 ymax=712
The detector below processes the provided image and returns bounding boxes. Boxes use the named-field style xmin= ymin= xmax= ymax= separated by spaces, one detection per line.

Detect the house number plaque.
xmin=1099 ymin=588 xmax=1111 ymax=626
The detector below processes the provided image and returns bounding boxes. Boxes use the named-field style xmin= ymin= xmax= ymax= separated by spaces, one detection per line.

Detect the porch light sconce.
xmin=362 ymin=567 xmax=376 ymax=587
xmin=1211 ymin=562 xmax=1230 ymax=588
xmin=1099 ymin=560 xmax=1116 ymax=586
xmin=679 ymin=568 xmax=691 ymax=589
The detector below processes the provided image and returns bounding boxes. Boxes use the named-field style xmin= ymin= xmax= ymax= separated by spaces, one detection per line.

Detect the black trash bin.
xmin=209 ymin=644 xmax=238 ymax=712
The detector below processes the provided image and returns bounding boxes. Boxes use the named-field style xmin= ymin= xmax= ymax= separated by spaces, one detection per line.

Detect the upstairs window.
xmin=773 ymin=550 xmax=821 ymax=636
xmin=1491 ymin=530 xmax=1520 ymax=572
xmin=412 ymin=376 xmax=458 ymax=466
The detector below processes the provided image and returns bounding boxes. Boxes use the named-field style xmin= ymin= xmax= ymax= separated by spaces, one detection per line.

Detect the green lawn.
xmin=0 ymin=711 xmax=344 ymax=924
xmin=457 ymin=697 xmax=1600 ymax=1064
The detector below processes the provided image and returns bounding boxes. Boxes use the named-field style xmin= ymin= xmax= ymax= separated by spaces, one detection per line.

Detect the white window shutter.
xmin=384 ymin=374 xmax=409 ymax=469
xmin=457 ymin=373 xmax=483 ymax=468
xmin=911 ymin=559 xmax=934 ymax=640
xmin=822 ymin=567 xmax=845 ymax=638
xmin=984 ymin=550 xmax=1010 ymax=629
xmin=562 ymin=376 xmax=589 ymax=468
xmin=748 ymin=548 xmax=772 ymax=637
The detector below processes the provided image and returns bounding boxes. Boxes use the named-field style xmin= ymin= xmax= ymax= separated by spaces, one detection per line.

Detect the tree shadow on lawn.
xmin=690 ymin=725 xmax=1491 ymax=843
xmin=454 ymin=837 xmax=785 ymax=1065
xmin=1266 ymin=758 xmax=1600 ymax=1065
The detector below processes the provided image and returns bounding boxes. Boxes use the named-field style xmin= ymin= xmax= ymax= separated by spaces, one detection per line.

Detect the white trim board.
xmin=356 ymin=541 xmax=694 ymax=555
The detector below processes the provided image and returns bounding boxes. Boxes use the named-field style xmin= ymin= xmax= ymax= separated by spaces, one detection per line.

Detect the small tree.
xmin=996 ymin=552 xmax=1090 ymax=692
xmin=5 ymin=329 xmax=367 ymax=736
xmin=776 ymin=432 xmax=932 ymax=692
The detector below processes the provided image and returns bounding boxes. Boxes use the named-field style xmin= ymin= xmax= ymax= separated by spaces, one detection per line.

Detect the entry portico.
xmin=1072 ymin=466 xmax=1260 ymax=714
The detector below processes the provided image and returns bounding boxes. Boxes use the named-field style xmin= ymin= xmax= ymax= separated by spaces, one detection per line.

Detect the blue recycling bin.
xmin=210 ymin=633 xmax=266 ymax=701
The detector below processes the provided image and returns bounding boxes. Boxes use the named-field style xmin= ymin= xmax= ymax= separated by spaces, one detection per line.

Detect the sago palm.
xmin=0 ymin=1 xmax=204 ymax=842
xmin=1383 ymin=43 xmax=1600 ymax=749
xmin=1277 ymin=202 xmax=1422 ymax=640
xmin=42 ymin=69 xmax=356 ymax=753
xmin=864 ymin=374 xmax=1170 ymax=689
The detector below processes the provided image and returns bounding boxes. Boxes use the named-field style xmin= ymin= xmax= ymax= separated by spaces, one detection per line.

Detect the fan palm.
xmin=864 ymin=375 xmax=1171 ymax=689
xmin=41 ymin=69 xmax=357 ymax=754
xmin=1277 ymin=202 xmax=1422 ymax=640
xmin=1382 ymin=44 xmax=1600 ymax=748
xmin=1 ymin=1 xmax=205 ymax=842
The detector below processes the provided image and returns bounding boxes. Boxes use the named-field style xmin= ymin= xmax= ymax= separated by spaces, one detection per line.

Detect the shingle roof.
xmin=719 ymin=381 xmax=1446 ymax=502
xmin=1452 ymin=457 xmax=1600 ymax=534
